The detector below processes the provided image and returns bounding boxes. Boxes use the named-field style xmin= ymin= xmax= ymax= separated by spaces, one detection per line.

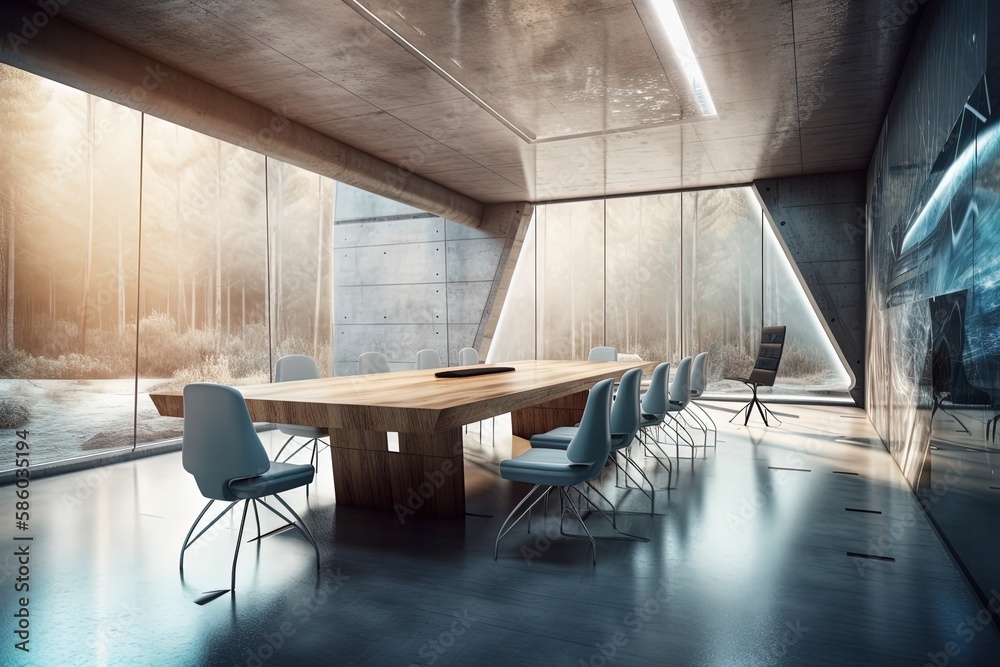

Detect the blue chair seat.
xmin=529 ymin=426 xmax=579 ymax=448
xmin=532 ymin=427 xmax=628 ymax=450
xmin=277 ymin=423 xmax=329 ymax=439
xmin=499 ymin=448 xmax=595 ymax=485
xmin=229 ymin=461 xmax=315 ymax=499
xmin=640 ymin=413 xmax=662 ymax=427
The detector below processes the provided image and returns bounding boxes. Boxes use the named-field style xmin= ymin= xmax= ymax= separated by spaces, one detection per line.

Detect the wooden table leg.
xmin=510 ymin=390 xmax=589 ymax=439
xmin=329 ymin=427 xmax=465 ymax=519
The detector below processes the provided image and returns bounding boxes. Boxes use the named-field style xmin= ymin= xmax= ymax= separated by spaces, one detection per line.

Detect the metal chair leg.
xmin=258 ymin=495 xmax=321 ymax=570
xmin=559 ymin=488 xmax=596 ymax=565
xmin=179 ymin=499 xmax=239 ymax=573
xmin=231 ymin=500 xmax=251 ymax=591
xmin=273 ymin=435 xmax=297 ymax=461
xmin=494 ymin=485 xmax=552 ymax=560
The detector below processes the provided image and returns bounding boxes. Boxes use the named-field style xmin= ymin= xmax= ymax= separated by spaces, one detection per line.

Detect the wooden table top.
xmin=149 ymin=359 xmax=655 ymax=434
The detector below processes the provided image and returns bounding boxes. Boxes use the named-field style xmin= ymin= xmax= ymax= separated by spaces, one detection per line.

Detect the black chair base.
xmin=729 ymin=381 xmax=781 ymax=426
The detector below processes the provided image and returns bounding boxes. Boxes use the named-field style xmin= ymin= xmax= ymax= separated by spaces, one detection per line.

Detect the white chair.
xmin=588 ymin=346 xmax=618 ymax=361
xmin=359 ymin=351 xmax=390 ymax=375
xmin=416 ymin=349 xmax=442 ymax=370
xmin=272 ymin=355 xmax=330 ymax=469
xmin=459 ymin=347 xmax=479 ymax=366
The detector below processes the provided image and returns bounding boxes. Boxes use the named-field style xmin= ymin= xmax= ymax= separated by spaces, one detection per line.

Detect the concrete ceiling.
xmin=54 ymin=0 xmax=919 ymax=205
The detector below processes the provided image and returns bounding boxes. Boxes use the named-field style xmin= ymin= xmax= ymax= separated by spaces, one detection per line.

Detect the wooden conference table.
xmin=149 ymin=359 xmax=653 ymax=518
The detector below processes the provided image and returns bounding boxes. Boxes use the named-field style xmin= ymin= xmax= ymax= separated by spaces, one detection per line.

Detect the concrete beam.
xmin=0 ymin=2 xmax=484 ymax=227
xmin=476 ymin=202 xmax=534 ymax=358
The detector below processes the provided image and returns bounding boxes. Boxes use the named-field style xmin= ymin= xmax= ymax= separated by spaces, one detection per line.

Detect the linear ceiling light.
xmin=649 ymin=0 xmax=717 ymax=117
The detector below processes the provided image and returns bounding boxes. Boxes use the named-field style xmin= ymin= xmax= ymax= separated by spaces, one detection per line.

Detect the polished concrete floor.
xmin=1 ymin=403 xmax=998 ymax=666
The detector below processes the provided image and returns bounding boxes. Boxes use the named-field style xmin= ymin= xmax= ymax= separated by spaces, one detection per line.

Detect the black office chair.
xmin=727 ymin=326 xmax=786 ymax=426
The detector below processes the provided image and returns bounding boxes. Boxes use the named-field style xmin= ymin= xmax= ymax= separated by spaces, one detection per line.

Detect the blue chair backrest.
xmin=690 ymin=352 xmax=708 ymax=397
xmin=275 ymin=354 xmax=320 ymax=383
xmin=641 ymin=362 xmax=670 ymax=416
xmin=670 ymin=356 xmax=693 ymax=407
xmin=182 ymin=383 xmax=270 ymax=501
xmin=565 ymin=378 xmax=614 ymax=474
xmin=610 ymin=368 xmax=643 ymax=446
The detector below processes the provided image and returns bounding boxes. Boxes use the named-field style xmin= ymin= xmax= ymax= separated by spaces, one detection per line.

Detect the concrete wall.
xmin=333 ymin=192 xmax=532 ymax=375
xmin=755 ymin=172 xmax=867 ymax=405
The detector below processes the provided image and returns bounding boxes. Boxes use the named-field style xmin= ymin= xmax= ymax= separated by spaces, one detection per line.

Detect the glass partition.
xmin=0 ymin=67 xmax=142 ymax=461
xmin=490 ymin=186 xmax=851 ymax=397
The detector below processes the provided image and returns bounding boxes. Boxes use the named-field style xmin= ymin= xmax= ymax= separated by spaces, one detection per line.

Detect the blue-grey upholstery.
xmin=640 ymin=362 xmax=671 ymax=428
xmin=495 ymin=379 xmax=614 ymax=562
xmin=179 ymin=382 xmax=319 ymax=590
xmin=182 ymin=383 xmax=273 ymax=501
xmin=529 ymin=368 xmax=643 ymax=453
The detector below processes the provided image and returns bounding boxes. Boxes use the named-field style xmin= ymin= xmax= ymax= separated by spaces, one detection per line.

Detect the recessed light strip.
xmin=649 ymin=0 xmax=717 ymax=117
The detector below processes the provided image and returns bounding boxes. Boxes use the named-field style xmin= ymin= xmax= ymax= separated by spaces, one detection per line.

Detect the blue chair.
xmin=494 ymin=378 xmax=614 ymax=564
xmin=637 ymin=362 xmax=673 ymax=487
xmin=529 ymin=368 xmax=654 ymax=517
xmin=684 ymin=352 xmax=717 ymax=447
xmin=663 ymin=356 xmax=698 ymax=459
xmin=179 ymin=383 xmax=320 ymax=591
xmin=272 ymin=355 xmax=329 ymax=468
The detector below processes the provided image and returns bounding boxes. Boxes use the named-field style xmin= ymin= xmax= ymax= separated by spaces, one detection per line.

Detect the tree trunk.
xmin=117 ymin=214 xmax=125 ymax=334
xmin=215 ymin=143 xmax=223 ymax=345
xmin=80 ymin=95 xmax=95 ymax=354
xmin=190 ymin=271 xmax=196 ymax=331
xmin=177 ymin=264 xmax=186 ymax=332
xmin=738 ymin=243 xmax=744 ymax=354
xmin=3 ymin=198 xmax=13 ymax=352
